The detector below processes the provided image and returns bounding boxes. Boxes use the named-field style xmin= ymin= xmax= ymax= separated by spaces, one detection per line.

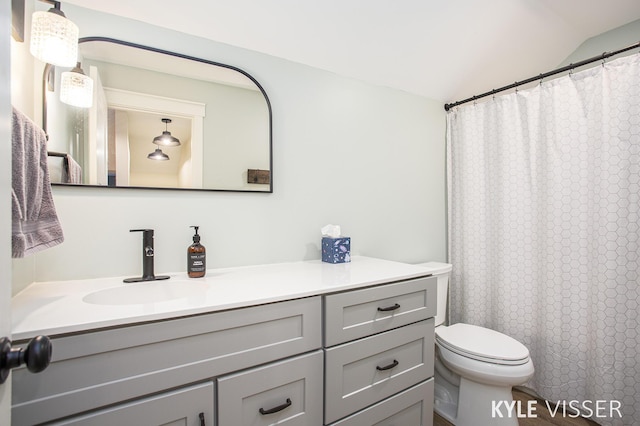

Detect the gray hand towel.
xmin=12 ymin=107 xmax=64 ymax=258
xmin=64 ymin=154 xmax=82 ymax=184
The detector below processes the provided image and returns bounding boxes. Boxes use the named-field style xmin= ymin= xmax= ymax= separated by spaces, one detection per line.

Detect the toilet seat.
xmin=436 ymin=324 xmax=530 ymax=366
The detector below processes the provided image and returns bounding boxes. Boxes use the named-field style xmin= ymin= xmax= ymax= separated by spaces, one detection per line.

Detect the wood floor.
xmin=434 ymin=388 xmax=601 ymax=426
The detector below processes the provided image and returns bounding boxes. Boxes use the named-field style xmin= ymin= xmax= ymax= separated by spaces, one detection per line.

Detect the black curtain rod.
xmin=444 ymin=41 xmax=640 ymax=111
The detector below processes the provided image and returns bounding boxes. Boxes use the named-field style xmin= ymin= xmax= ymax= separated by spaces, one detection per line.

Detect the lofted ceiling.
xmin=65 ymin=0 xmax=640 ymax=103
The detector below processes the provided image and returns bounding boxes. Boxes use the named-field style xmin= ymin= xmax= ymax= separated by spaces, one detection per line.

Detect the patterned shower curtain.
xmin=446 ymin=53 xmax=639 ymax=426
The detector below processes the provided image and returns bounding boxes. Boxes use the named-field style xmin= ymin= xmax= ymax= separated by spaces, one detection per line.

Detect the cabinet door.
xmin=52 ymin=381 xmax=214 ymax=426
xmin=217 ymin=351 xmax=323 ymax=426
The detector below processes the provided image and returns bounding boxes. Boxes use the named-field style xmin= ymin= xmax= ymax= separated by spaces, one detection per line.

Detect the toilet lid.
xmin=436 ymin=324 xmax=530 ymax=365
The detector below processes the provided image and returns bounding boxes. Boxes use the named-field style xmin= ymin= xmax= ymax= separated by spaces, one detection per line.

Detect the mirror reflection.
xmin=46 ymin=37 xmax=272 ymax=192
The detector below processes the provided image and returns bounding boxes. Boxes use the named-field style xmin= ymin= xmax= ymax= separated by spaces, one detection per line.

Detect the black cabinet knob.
xmin=0 ymin=335 xmax=52 ymax=384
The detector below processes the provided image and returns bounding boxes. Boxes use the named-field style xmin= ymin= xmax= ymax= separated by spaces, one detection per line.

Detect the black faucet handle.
xmin=129 ymin=228 xmax=154 ymax=234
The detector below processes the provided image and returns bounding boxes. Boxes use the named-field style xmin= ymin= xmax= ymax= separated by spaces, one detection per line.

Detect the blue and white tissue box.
xmin=322 ymin=237 xmax=351 ymax=263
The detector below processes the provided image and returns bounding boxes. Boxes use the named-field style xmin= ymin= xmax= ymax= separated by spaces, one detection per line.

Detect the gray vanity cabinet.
xmin=12 ymin=273 xmax=436 ymax=426
xmin=12 ymin=297 xmax=322 ymax=426
xmin=323 ymin=276 xmax=436 ymax=426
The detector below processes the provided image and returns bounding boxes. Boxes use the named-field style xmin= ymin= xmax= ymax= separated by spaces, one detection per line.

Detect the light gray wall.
xmin=12 ymin=4 xmax=447 ymax=290
xmin=559 ymin=19 xmax=640 ymax=67
xmin=11 ymin=7 xmax=636 ymax=293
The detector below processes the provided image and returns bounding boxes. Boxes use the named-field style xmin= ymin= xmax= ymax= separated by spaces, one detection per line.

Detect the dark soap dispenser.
xmin=187 ymin=226 xmax=206 ymax=278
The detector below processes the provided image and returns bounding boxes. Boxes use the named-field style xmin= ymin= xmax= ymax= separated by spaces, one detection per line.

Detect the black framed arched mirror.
xmin=45 ymin=37 xmax=272 ymax=192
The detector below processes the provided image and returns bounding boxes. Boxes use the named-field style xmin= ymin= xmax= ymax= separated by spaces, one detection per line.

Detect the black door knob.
xmin=0 ymin=335 xmax=52 ymax=384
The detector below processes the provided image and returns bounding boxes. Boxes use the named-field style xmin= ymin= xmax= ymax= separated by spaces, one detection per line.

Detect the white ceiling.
xmin=65 ymin=0 xmax=640 ymax=102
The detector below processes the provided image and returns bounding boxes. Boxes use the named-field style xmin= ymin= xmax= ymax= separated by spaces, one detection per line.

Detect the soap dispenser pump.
xmin=187 ymin=226 xmax=206 ymax=278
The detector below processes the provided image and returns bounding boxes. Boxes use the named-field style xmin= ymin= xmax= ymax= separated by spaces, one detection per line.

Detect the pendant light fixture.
xmin=60 ymin=62 xmax=93 ymax=108
xmin=147 ymin=148 xmax=170 ymax=161
xmin=153 ymin=118 xmax=181 ymax=147
xmin=30 ymin=1 xmax=79 ymax=67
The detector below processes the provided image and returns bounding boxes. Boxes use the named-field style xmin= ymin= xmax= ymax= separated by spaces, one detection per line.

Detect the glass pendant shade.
xmin=153 ymin=118 xmax=181 ymax=146
xmin=60 ymin=63 xmax=94 ymax=108
xmin=148 ymin=148 xmax=170 ymax=161
xmin=30 ymin=7 xmax=79 ymax=67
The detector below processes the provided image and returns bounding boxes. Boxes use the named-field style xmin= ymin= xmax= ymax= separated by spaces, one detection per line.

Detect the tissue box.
xmin=322 ymin=237 xmax=351 ymax=263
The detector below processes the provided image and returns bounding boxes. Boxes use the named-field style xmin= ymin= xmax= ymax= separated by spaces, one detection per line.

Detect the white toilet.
xmin=418 ymin=262 xmax=534 ymax=426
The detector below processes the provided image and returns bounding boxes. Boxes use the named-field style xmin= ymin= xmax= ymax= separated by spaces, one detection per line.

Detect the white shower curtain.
xmin=447 ymin=53 xmax=639 ymax=426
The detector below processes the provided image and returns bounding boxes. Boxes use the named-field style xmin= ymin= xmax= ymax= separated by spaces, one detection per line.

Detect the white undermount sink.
xmin=82 ymin=280 xmax=209 ymax=305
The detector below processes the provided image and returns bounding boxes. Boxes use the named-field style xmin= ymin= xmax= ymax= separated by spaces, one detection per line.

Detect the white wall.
xmin=9 ymin=1 xmax=34 ymax=120
xmin=11 ymin=3 xmax=447 ymax=291
xmin=1 ymin=1 xmax=12 ymax=420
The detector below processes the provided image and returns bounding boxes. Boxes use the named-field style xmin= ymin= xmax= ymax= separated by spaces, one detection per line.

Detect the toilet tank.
xmin=416 ymin=262 xmax=452 ymax=327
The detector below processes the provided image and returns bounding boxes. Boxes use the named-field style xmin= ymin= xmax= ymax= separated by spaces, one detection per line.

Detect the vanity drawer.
xmin=329 ymin=379 xmax=434 ymax=426
xmin=324 ymin=276 xmax=436 ymax=347
xmin=12 ymin=297 xmax=321 ymax=426
xmin=217 ymin=350 xmax=323 ymax=426
xmin=324 ymin=318 xmax=434 ymax=424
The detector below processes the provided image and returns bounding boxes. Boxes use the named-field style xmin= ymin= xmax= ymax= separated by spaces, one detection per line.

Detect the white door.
xmin=87 ymin=66 xmax=108 ymax=185
xmin=1 ymin=1 xmax=13 ymax=423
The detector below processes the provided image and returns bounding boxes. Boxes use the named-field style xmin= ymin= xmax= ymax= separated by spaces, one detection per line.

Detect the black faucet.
xmin=123 ymin=229 xmax=170 ymax=283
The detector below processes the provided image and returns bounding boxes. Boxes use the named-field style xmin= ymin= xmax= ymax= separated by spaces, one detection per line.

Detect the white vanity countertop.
xmin=12 ymin=256 xmax=431 ymax=341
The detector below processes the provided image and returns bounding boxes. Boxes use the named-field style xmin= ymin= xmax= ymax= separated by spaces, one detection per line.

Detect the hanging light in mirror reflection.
xmin=153 ymin=118 xmax=181 ymax=146
xmin=30 ymin=1 xmax=79 ymax=67
xmin=60 ymin=62 xmax=93 ymax=108
xmin=147 ymin=148 xmax=170 ymax=161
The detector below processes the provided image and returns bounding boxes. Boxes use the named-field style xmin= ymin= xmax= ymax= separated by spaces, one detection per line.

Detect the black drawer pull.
xmin=259 ymin=398 xmax=292 ymax=415
xmin=376 ymin=359 xmax=399 ymax=371
xmin=377 ymin=303 xmax=400 ymax=312
xmin=199 ymin=412 xmax=205 ymax=426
